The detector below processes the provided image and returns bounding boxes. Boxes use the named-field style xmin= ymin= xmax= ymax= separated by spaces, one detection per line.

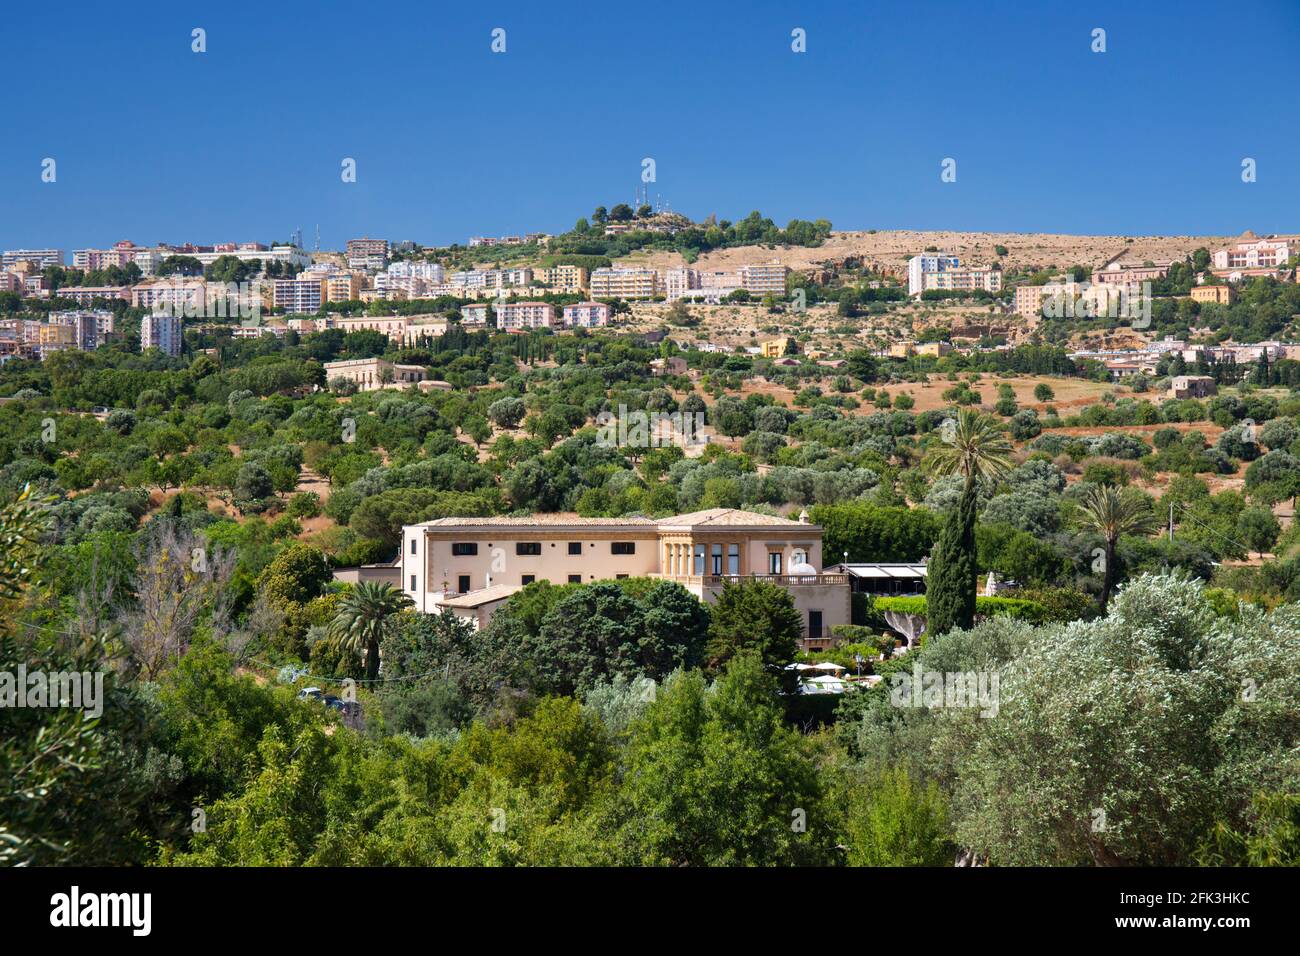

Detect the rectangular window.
xmin=568 ymin=574 xmax=582 ymax=584
xmin=521 ymin=574 xmax=535 ymax=585
xmin=768 ymin=552 xmax=783 ymax=575
xmin=694 ymin=544 xmax=705 ymax=575
xmin=616 ymin=574 xmax=629 ymax=579
xmin=451 ymin=542 xmax=478 ymax=556
xmin=612 ymin=542 xmax=635 ymax=555
xmin=568 ymin=541 xmax=583 ymax=555
xmin=516 ymin=542 xmax=541 ymax=556
xmin=410 ymin=575 xmax=416 ymax=592
xmin=458 ymin=575 xmax=470 ymax=593
xmin=409 ymin=538 xmax=417 ymax=555
xmin=728 ymin=543 xmax=740 ymax=575
xmin=711 ymin=544 xmax=723 ymax=575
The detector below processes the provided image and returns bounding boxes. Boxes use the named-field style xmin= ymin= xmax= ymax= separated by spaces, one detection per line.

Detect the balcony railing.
xmin=652 ymin=573 xmax=849 ymax=587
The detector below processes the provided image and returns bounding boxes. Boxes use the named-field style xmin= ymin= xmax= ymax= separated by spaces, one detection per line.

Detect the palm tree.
xmin=927 ymin=407 xmax=1015 ymax=487
xmin=327 ymin=581 xmax=412 ymax=682
xmin=925 ymin=409 xmax=1014 ymax=637
xmin=1075 ymin=485 xmax=1160 ymax=612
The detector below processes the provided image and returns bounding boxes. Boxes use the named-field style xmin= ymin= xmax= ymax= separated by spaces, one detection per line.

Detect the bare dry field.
xmin=615 ymin=229 xmax=1236 ymax=278
xmin=884 ymin=375 xmax=1116 ymax=414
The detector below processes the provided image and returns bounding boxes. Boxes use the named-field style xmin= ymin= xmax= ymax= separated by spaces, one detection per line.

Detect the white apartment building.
xmin=141 ymin=313 xmax=183 ymax=356
xmin=273 ymin=276 xmax=327 ymax=313
xmin=374 ymin=273 xmax=431 ymax=298
xmin=460 ymin=303 xmax=489 ymax=325
xmin=450 ymin=270 xmax=490 ymax=288
xmin=178 ymin=244 xmax=311 ymax=270
xmin=589 ymin=267 xmax=661 ymax=300
xmin=387 ymin=261 xmax=446 ymax=283
xmin=562 ymin=302 xmax=610 ymax=327
xmin=2 ymin=249 xmax=64 ymax=269
xmin=908 ymin=253 xmax=1001 ymax=296
xmin=738 ymin=262 xmax=790 ymax=295
xmin=906 ymin=253 xmax=961 ymax=296
xmin=495 ymin=301 xmax=555 ymax=329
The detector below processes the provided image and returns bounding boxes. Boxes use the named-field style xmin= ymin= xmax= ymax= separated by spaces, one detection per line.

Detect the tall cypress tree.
xmin=923 ymin=409 xmax=1013 ymax=639
xmin=926 ymin=478 xmax=979 ymax=637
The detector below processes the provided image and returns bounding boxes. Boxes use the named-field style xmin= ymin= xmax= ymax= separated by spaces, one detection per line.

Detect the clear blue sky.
xmin=3 ymin=0 xmax=1297 ymax=251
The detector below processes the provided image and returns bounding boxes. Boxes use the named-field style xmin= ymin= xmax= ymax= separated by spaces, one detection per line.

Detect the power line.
xmin=1173 ymin=500 xmax=1255 ymax=558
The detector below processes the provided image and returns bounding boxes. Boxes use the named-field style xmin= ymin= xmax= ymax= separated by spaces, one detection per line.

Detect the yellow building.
xmin=761 ymin=336 xmax=796 ymax=358
xmin=916 ymin=341 xmax=952 ymax=357
xmin=536 ymin=264 xmax=589 ymax=293
xmin=1189 ymin=284 xmax=1235 ymax=305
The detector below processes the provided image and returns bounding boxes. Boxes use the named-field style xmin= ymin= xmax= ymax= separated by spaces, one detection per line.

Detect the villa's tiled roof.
xmin=659 ymin=508 xmax=811 ymax=528
xmin=417 ymin=513 xmax=657 ymax=528
xmin=413 ymin=508 xmax=814 ymax=531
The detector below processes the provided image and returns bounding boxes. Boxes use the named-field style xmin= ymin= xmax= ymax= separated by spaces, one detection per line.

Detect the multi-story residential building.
xmin=664 ymin=268 xmax=700 ymax=301
xmin=172 ymin=243 xmax=311 ymax=270
xmin=589 ymin=267 xmax=661 ymax=300
xmin=739 ymin=262 xmax=790 ymax=296
xmin=907 ymin=253 xmax=961 ymax=296
xmin=1091 ymin=260 xmax=1171 ymax=285
xmin=131 ymin=278 xmax=207 ymax=313
xmin=346 ymin=237 xmax=389 ymax=261
xmin=1211 ymin=232 xmax=1299 ymax=281
xmin=273 ymin=276 xmax=328 ymax=314
xmin=73 ymin=240 xmax=150 ymax=272
xmin=55 ymin=286 xmax=131 ymax=306
xmin=450 ymin=270 xmax=491 ymax=289
xmin=915 ymin=263 xmax=1003 ymax=296
xmin=141 ymin=313 xmax=183 ymax=356
xmin=562 ymin=302 xmax=610 ymax=328
xmin=48 ymin=310 xmax=115 ymax=350
xmin=324 ymin=357 xmax=428 ymax=392
xmin=37 ymin=323 xmax=76 ymax=354
xmin=1014 ymin=278 xmax=1127 ymax=317
xmin=325 ymin=272 xmax=368 ymax=303
xmin=2 ymin=249 xmax=64 ymax=269
xmin=536 ymin=264 xmax=588 ymax=292
xmin=460 ymin=303 xmax=489 ymax=325
xmin=131 ymin=249 xmax=166 ymax=276
xmin=1190 ymin=284 xmax=1236 ymax=305
xmin=373 ymin=273 xmax=430 ymax=298
xmin=387 ymin=261 xmax=446 ymax=283
xmin=699 ymin=270 xmax=740 ymax=290
xmin=495 ymin=301 xmax=555 ymax=329
xmin=399 ymin=508 xmax=849 ymax=639
xmin=1013 ymin=283 xmax=1052 ymax=317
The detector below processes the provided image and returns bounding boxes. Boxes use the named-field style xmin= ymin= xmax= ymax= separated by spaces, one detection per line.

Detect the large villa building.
xmin=399 ymin=508 xmax=851 ymax=639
